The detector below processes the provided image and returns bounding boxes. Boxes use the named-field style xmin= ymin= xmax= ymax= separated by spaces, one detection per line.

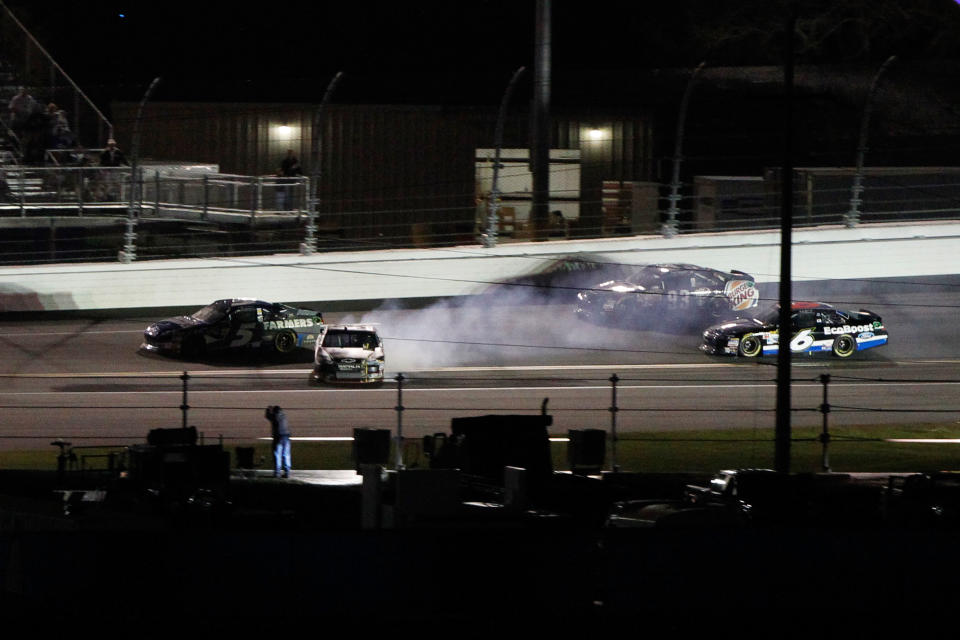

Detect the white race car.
xmin=311 ymin=324 xmax=385 ymax=384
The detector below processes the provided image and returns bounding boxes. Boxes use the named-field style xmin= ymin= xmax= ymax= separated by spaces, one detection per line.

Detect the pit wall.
xmin=1 ymin=221 xmax=957 ymax=313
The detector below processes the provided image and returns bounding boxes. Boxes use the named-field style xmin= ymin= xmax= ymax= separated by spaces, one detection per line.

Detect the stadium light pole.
xmin=484 ymin=66 xmax=526 ymax=248
xmin=303 ymin=71 xmax=343 ymax=256
xmin=846 ymin=55 xmax=896 ymax=228
xmin=663 ymin=61 xmax=705 ymax=238
xmin=120 ymin=76 xmax=160 ymax=264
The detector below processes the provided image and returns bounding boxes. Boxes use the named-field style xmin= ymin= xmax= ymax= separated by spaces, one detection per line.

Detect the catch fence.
xmin=2 ymin=370 xmax=959 ymax=474
xmin=2 ymin=164 xmax=960 ymax=264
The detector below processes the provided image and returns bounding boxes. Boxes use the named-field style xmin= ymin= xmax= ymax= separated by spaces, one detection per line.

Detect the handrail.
xmin=0 ymin=0 xmax=113 ymax=139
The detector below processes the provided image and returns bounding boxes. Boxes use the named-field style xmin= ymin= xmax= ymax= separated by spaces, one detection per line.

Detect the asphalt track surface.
xmin=1 ymin=275 xmax=958 ymax=453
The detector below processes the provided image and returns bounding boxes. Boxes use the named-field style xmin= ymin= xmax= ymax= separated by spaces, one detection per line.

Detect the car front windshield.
xmin=322 ymin=330 xmax=378 ymax=349
xmin=191 ymin=302 xmax=227 ymax=324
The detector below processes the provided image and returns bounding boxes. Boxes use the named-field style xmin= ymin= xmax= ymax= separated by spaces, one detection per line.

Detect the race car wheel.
xmin=738 ymin=335 xmax=762 ymax=357
xmin=274 ymin=330 xmax=298 ymax=353
xmin=832 ymin=334 xmax=856 ymax=358
xmin=180 ymin=335 xmax=205 ymax=359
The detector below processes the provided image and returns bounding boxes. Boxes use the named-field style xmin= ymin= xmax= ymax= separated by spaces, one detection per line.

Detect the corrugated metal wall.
xmin=111 ymin=101 xmax=653 ymax=245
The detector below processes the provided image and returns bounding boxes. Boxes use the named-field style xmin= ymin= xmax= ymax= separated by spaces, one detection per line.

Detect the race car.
xmin=700 ymin=301 xmax=888 ymax=358
xmin=311 ymin=324 xmax=385 ymax=384
xmin=575 ymin=262 xmax=759 ymax=328
xmin=141 ymin=298 xmax=324 ymax=358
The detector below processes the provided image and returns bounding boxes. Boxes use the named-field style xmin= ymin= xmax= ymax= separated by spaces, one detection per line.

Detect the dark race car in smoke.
xmin=141 ymin=298 xmax=324 ymax=359
xmin=311 ymin=324 xmax=385 ymax=384
xmin=575 ymin=263 xmax=759 ymax=330
xmin=700 ymin=301 xmax=888 ymax=358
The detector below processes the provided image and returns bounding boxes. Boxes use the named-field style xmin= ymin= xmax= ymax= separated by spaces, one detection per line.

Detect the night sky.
xmin=7 ymin=0 xmax=960 ymax=107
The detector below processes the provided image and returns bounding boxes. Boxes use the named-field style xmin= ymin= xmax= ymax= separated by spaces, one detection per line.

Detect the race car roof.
xmin=323 ymin=324 xmax=378 ymax=332
xmin=791 ymin=301 xmax=834 ymax=310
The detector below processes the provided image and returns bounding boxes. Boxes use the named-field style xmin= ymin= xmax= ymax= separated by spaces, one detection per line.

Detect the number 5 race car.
xmin=141 ymin=298 xmax=324 ymax=359
xmin=311 ymin=324 xmax=385 ymax=384
xmin=700 ymin=302 xmax=888 ymax=358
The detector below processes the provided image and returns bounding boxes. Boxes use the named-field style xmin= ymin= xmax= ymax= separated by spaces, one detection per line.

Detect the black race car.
xmin=700 ymin=301 xmax=888 ymax=358
xmin=575 ymin=263 xmax=759 ymax=329
xmin=141 ymin=298 xmax=324 ymax=358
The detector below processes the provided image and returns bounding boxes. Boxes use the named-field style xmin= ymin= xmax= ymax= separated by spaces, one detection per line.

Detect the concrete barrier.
xmin=1 ymin=221 xmax=958 ymax=313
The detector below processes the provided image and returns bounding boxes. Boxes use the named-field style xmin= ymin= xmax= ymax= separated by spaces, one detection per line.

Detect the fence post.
xmin=819 ymin=373 xmax=831 ymax=472
xmin=202 ymin=173 xmax=209 ymax=221
xmin=663 ymin=61 xmax=705 ymax=238
xmin=154 ymin=170 xmax=161 ymax=217
xmin=18 ymin=168 xmax=25 ymax=217
xmin=485 ymin=65 xmax=526 ymax=248
xmin=609 ymin=373 xmax=620 ymax=472
xmin=78 ymin=166 xmax=85 ymax=216
xmin=395 ymin=372 xmax=405 ymax=469
xmin=252 ymin=176 xmax=261 ymax=224
xmin=180 ymin=371 xmax=190 ymax=430
xmin=847 ymin=55 xmax=896 ymax=228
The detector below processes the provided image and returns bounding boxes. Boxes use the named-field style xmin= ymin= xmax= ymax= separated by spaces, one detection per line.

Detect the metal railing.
xmin=0 ymin=1 xmax=113 ymax=149
xmin=0 ymin=164 xmax=309 ymax=219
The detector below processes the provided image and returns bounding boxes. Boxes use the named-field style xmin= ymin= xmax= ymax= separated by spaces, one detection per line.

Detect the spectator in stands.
xmin=99 ymin=138 xmax=127 ymax=166
xmin=45 ymin=103 xmax=73 ymax=149
xmin=276 ymin=149 xmax=302 ymax=210
xmin=8 ymin=86 xmax=35 ymax=134
xmin=98 ymin=139 xmax=128 ymax=200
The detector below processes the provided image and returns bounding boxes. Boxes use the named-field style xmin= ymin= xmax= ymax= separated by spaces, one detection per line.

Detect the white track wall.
xmin=1 ymin=222 xmax=958 ymax=312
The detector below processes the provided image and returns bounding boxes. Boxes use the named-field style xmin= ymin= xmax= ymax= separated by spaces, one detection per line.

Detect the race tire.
xmin=738 ymin=334 xmax=762 ymax=357
xmin=180 ymin=334 xmax=205 ymax=359
xmin=832 ymin=334 xmax=857 ymax=358
xmin=274 ymin=330 xmax=298 ymax=354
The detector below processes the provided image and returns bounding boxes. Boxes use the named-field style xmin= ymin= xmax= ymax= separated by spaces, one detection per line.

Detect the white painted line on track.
xmin=0 ymin=329 xmax=143 ymax=336
xmin=421 ymin=363 xmax=745 ymax=372
xmin=0 ymin=362 xmax=754 ymax=378
xmin=258 ymin=436 xmax=573 ymax=442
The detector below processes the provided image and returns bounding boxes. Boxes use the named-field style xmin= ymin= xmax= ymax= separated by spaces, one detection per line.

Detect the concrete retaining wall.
xmin=1 ymin=221 xmax=957 ymax=313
